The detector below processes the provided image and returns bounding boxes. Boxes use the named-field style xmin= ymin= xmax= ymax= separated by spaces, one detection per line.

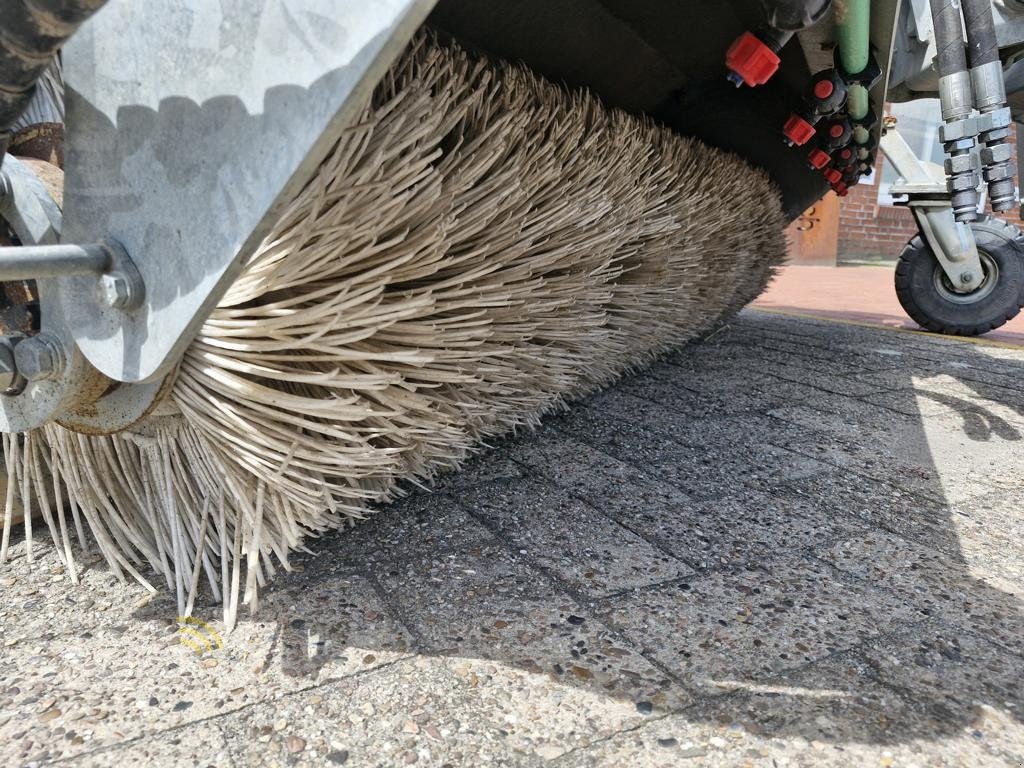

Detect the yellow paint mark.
xmin=175 ymin=616 xmax=224 ymax=656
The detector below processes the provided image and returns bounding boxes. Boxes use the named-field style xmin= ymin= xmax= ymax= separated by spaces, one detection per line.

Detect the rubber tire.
xmin=894 ymin=215 xmax=1024 ymax=336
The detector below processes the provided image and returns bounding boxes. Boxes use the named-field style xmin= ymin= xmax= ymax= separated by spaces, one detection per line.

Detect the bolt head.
xmin=98 ymin=273 xmax=131 ymax=309
xmin=960 ymin=271 xmax=975 ymax=285
xmin=14 ymin=335 xmax=64 ymax=382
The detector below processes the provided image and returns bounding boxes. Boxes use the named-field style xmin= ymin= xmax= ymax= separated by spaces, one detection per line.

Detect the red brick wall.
xmin=837 ymin=158 xmax=918 ymax=260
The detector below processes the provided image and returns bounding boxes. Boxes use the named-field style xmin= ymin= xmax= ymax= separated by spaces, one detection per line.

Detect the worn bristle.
xmin=2 ymin=32 xmax=786 ymax=627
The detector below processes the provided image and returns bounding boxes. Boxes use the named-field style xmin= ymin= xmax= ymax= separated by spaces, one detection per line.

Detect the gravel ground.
xmin=1 ymin=309 xmax=1023 ymax=767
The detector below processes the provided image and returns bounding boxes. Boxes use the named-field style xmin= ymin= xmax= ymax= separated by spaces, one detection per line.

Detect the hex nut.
xmin=981 ymin=126 xmax=1013 ymax=142
xmin=14 ymin=334 xmax=64 ymax=382
xmin=944 ymin=154 xmax=977 ymax=174
xmin=98 ymin=272 xmax=132 ymax=309
xmin=981 ymin=143 xmax=1014 ymax=164
xmin=983 ymin=107 xmax=1012 ymax=130
xmin=983 ymin=165 xmax=1015 ymax=183
xmin=939 ymin=118 xmax=979 ymax=142
xmin=948 ymin=173 xmax=980 ymax=192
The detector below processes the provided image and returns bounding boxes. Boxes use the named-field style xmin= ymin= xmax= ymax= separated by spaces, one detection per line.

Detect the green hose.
xmin=836 ymin=0 xmax=872 ymax=140
xmin=847 ymin=84 xmax=870 ymax=121
xmin=836 ymin=0 xmax=871 ymax=75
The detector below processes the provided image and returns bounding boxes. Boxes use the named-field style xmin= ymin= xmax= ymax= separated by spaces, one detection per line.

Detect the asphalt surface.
xmin=1 ymin=309 xmax=1023 ymax=767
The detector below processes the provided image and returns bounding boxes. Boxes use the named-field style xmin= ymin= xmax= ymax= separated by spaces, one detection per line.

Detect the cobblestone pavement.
xmin=2 ymin=309 xmax=1023 ymax=767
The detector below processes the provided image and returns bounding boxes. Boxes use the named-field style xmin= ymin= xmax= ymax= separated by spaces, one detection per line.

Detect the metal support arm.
xmin=879 ymin=125 xmax=985 ymax=290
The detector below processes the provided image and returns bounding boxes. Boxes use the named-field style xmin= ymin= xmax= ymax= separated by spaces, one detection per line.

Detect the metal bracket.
xmin=0 ymin=155 xmax=166 ymax=434
xmin=59 ymin=0 xmax=437 ymax=383
xmin=880 ymin=125 xmax=984 ymax=290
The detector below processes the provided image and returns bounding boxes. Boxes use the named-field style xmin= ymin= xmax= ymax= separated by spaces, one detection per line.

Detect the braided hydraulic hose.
xmin=929 ymin=0 xmax=981 ymax=221
xmin=0 ymin=0 xmax=107 ymax=165
xmin=962 ymin=0 xmax=1016 ymax=211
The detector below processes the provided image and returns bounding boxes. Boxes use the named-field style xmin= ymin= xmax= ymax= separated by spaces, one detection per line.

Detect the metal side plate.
xmin=60 ymin=0 xmax=437 ymax=383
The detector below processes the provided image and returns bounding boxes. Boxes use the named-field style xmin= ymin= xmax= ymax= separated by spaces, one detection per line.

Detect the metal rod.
xmin=0 ymin=243 xmax=108 ymax=281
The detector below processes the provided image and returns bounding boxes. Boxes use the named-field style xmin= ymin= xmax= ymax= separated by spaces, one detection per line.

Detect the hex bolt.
xmin=98 ymin=272 xmax=133 ymax=309
xmin=960 ymin=271 xmax=975 ymax=285
xmin=14 ymin=333 xmax=66 ymax=383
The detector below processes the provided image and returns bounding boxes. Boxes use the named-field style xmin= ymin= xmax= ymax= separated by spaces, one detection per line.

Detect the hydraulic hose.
xmin=835 ymin=0 xmax=870 ymax=75
xmin=836 ymin=0 xmax=871 ymax=137
xmin=961 ymin=0 xmax=1016 ymax=211
xmin=929 ymin=0 xmax=981 ymax=220
xmin=0 ymin=0 xmax=107 ymax=161
xmin=961 ymin=0 xmax=999 ymax=69
xmin=930 ymin=0 xmax=970 ymax=93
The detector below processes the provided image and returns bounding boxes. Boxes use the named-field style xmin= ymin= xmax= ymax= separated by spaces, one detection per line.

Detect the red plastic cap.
xmin=832 ymin=182 xmax=849 ymax=196
xmin=829 ymin=123 xmax=845 ymax=138
xmin=813 ymin=79 xmax=834 ymax=100
xmin=783 ymin=114 xmax=816 ymax=146
xmin=726 ymin=31 xmax=781 ymax=87
xmin=839 ymin=148 xmax=853 ymax=160
xmin=807 ymin=148 xmax=831 ymax=169
xmin=823 ymin=168 xmax=843 ymax=184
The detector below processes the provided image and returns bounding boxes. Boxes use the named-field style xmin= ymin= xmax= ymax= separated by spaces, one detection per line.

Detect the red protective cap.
xmin=832 ymin=182 xmax=849 ymax=196
xmin=823 ymin=167 xmax=843 ymax=184
xmin=829 ymin=123 xmax=845 ymax=138
xmin=839 ymin=148 xmax=853 ymax=160
xmin=813 ymin=79 xmax=834 ymax=100
xmin=807 ymin=148 xmax=831 ymax=169
xmin=783 ymin=114 xmax=816 ymax=146
xmin=726 ymin=31 xmax=781 ymax=87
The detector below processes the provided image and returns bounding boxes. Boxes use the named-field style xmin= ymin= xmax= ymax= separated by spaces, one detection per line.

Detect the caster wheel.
xmin=895 ymin=216 xmax=1024 ymax=336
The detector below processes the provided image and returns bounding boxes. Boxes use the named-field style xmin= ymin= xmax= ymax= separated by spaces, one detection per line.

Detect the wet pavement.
xmin=1 ymin=309 xmax=1022 ymax=767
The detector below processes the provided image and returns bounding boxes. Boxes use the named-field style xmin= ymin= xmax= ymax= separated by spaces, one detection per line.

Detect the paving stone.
xmin=856 ymin=357 xmax=1024 ymax=396
xmin=950 ymin=492 xmax=1024 ymax=594
xmin=861 ymin=376 xmax=1024 ymax=439
xmin=329 ymin=492 xmax=495 ymax=566
xmin=598 ymin=553 xmax=926 ymax=696
xmin=0 ymin=559 xmax=412 ymax=762
xmin=856 ymin=622 xmax=1024 ymax=766
xmin=370 ymin=541 xmax=690 ymax=714
xmin=784 ymin=472 xmax=966 ymax=557
xmin=620 ymin=362 xmax=829 ymax=416
xmin=769 ymin=397 xmax=1023 ymax=503
xmin=65 ymin=721 xmax=233 ymax=768
xmin=455 ymin=478 xmax=692 ymax=597
xmin=507 ymin=427 xmax=696 ymax=512
xmin=558 ymin=402 xmax=830 ymax=499
xmin=818 ymin=530 xmax=1024 ymax=657
xmin=555 ymin=653 xmax=1017 ymax=767
xmin=217 ymin=657 xmax=547 ymax=767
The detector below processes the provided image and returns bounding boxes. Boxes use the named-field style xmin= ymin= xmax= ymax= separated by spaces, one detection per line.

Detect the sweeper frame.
xmin=0 ymin=0 xmax=1022 ymax=438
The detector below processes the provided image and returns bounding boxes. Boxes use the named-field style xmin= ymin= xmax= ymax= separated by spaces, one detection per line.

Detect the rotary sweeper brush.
xmin=0 ymin=0 xmax=1022 ymax=626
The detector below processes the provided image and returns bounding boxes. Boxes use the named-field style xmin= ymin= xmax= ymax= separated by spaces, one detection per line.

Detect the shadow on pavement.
xmin=154 ymin=312 xmax=1024 ymax=762
xmin=3 ymin=312 xmax=1022 ymax=765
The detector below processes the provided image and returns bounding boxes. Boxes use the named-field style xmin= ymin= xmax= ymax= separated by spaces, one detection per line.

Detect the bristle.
xmin=7 ymin=32 xmax=786 ymax=627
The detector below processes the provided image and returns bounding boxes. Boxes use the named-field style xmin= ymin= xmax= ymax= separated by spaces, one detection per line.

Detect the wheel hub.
xmin=933 ymin=250 xmax=1000 ymax=305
